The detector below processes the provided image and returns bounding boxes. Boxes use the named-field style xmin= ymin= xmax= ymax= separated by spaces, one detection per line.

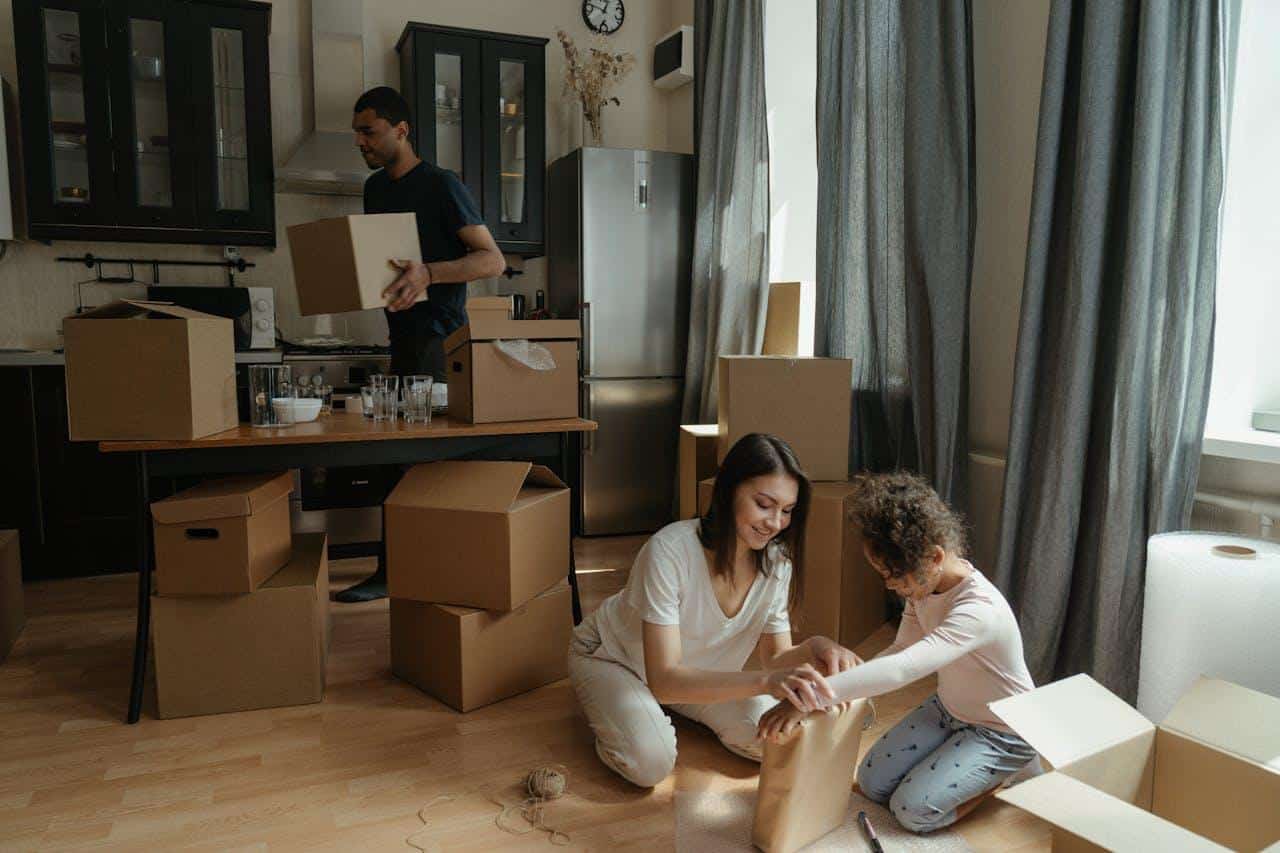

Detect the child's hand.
xmin=757 ymin=700 xmax=808 ymax=742
xmin=808 ymin=636 xmax=862 ymax=677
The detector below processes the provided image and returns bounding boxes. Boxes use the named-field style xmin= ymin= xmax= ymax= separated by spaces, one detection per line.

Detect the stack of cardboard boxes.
xmin=149 ymin=473 xmax=331 ymax=718
xmin=681 ymin=350 xmax=887 ymax=650
xmin=384 ymin=461 xmax=573 ymax=712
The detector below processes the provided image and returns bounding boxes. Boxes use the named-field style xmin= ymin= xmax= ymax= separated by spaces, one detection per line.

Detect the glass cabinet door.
xmin=106 ymin=1 xmax=195 ymax=226
xmin=482 ymin=39 xmax=545 ymax=251
xmin=189 ymin=2 xmax=274 ymax=233
xmin=408 ymin=31 xmax=481 ymax=206
xmin=17 ymin=0 xmax=116 ymax=224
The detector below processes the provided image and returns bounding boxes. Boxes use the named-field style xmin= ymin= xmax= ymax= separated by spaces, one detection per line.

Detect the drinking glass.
xmin=319 ymin=384 xmax=334 ymax=415
xmin=360 ymin=385 xmax=375 ymax=418
xmin=248 ymin=365 xmax=292 ymax=427
xmin=372 ymin=375 xmax=399 ymax=422
xmin=403 ymin=375 xmax=433 ymax=424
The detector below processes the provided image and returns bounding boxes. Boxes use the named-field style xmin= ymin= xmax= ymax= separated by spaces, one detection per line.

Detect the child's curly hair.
xmin=848 ymin=471 xmax=967 ymax=578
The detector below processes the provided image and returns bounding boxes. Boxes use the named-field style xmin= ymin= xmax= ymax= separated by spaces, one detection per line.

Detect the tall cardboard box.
xmin=391 ymin=581 xmax=572 ymax=712
xmin=63 ymin=300 xmax=237 ymax=441
xmin=385 ymin=461 xmax=570 ymax=611
xmin=444 ymin=317 xmax=581 ymax=423
xmin=287 ymin=213 xmax=423 ymax=316
xmin=151 ymin=472 xmax=293 ymax=596
xmin=678 ymin=424 xmax=719 ymax=519
xmin=0 ymin=530 xmax=23 ymax=663
xmin=992 ymin=675 xmax=1280 ymax=852
xmin=152 ymin=533 xmax=330 ymax=719
xmin=698 ymin=477 xmax=884 ymax=647
xmin=761 ymin=281 xmax=816 ymax=357
xmin=717 ymin=356 xmax=852 ymax=481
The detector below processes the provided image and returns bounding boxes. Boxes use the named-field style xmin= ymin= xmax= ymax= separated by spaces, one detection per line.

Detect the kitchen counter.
xmin=0 ymin=349 xmax=284 ymax=367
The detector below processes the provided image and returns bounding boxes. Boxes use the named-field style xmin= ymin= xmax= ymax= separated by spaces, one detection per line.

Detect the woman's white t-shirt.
xmin=589 ymin=519 xmax=792 ymax=682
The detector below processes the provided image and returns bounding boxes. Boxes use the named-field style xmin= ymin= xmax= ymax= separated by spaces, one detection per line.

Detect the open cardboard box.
xmin=991 ymin=674 xmax=1280 ymax=852
xmin=444 ymin=317 xmax=581 ymax=423
xmin=385 ymin=461 xmax=570 ymax=611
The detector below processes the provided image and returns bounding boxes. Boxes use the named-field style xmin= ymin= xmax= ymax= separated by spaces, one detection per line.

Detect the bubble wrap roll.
xmin=1138 ymin=532 xmax=1280 ymax=721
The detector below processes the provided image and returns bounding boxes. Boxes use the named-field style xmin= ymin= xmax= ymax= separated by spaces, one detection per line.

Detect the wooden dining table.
xmin=100 ymin=412 xmax=598 ymax=724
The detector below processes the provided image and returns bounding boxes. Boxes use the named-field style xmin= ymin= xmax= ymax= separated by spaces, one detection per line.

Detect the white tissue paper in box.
xmin=1138 ymin=532 xmax=1280 ymax=721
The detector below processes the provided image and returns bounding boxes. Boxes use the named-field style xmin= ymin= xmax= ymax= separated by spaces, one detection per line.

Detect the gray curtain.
xmin=815 ymin=0 xmax=974 ymax=509
xmin=682 ymin=0 xmax=770 ymax=423
xmin=993 ymin=0 xmax=1224 ymax=701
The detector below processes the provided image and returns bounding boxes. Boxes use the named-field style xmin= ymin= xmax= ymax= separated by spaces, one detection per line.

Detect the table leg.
xmin=561 ymin=432 xmax=583 ymax=625
xmin=127 ymin=452 xmax=152 ymax=724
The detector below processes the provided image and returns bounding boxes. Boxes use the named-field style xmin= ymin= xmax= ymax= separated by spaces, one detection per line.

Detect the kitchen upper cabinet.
xmin=398 ymin=23 xmax=547 ymax=257
xmin=14 ymin=0 xmax=275 ymax=246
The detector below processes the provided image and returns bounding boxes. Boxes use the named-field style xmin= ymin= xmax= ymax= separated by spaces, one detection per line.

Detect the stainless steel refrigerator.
xmin=548 ymin=147 xmax=694 ymax=535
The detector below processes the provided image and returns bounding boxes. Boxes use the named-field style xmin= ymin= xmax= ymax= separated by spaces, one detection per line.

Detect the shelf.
xmin=216 ymin=155 xmax=248 ymax=162
xmin=500 ymin=172 xmax=524 ymax=179
xmin=213 ymin=83 xmax=245 ymax=92
xmin=51 ymin=120 xmax=88 ymax=134
xmin=47 ymin=63 xmax=83 ymax=74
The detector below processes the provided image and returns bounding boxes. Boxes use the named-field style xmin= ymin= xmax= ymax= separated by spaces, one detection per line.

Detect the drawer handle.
xmin=184 ymin=528 xmax=220 ymax=540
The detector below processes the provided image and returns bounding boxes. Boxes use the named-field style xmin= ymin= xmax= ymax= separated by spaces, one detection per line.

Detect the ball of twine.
xmin=526 ymin=767 xmax=567 ymax=800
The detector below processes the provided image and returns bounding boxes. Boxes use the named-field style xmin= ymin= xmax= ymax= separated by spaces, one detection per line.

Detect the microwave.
xmin=147 ymin=285 xmax=276 ymax=350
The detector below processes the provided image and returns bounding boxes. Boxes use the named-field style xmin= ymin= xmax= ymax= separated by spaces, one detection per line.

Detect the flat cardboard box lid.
xmin=386 ymin=461 xmax=566 ymax=514
xmin=1160 ymin=677 xmax=1280 ymax=770
xmin=444 ymin=318 xmax=580 ymax=352
xmin=433 ymin=580 xmax=570 ymax=618
xmin=151 ymin=472 xmax=294 ymax=524
xmin=69 ymin=299 xmax=230 ymax=324
xmin=996 ymin=771 xmax=1230 ymax=852
xmin=990 ymin=674 xmax=1154 ymax=769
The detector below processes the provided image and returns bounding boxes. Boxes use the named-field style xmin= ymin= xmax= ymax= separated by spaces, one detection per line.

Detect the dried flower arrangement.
xmin=556 ymin=29 xmax=635 ymax=146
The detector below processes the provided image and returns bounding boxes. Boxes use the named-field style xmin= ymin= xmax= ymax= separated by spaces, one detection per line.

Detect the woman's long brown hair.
xmin=698 ymin=433 xmax=811 ymax=611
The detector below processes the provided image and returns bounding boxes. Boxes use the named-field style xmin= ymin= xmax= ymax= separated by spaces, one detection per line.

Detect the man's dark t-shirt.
xmin=363 ymin=160 xmax=484 ymax=339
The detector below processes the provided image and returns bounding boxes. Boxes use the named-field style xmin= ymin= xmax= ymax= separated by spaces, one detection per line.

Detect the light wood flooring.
xmin=0 ymin=537 xmax=1051 ymax=851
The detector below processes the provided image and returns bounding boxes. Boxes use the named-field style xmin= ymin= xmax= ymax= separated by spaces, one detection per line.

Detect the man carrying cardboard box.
xmin=339 ymin=87 xmax=507 ymax=603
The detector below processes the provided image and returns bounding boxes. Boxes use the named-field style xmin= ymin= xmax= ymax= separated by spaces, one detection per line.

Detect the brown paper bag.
xmin=752 ymin=699 xmax=875 ymax=853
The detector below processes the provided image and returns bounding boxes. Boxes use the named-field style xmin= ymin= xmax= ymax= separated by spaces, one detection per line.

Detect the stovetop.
xmin=282 ymin=344 xmax=390 ymax=357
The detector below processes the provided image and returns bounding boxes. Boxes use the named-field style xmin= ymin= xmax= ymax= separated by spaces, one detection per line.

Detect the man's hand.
xmin=808 ymin=636 xmax=861 ymax=677
xmin=757 ymin=700 xmax=808 ymax=742
xmin=383 ymin=259 xmax=432 ymax=312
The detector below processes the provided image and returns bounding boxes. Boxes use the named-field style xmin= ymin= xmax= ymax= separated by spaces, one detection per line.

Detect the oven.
xmin=282 ymin=348 xmax=395 ymax=554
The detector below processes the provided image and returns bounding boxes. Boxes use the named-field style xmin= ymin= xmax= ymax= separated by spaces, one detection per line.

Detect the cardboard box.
xmin=717 ymin=356 xmax=852 ymax=481
xmin=385 ymin=461 xmax=570 ymax=611
xmin=391 ymin=580 xmax=572 ymax=712
xmin=287 ymin=213 xmax=423 ymax=316
xmin=678 ymin=424 xmax=719 ymax=519
xmin=152 ymin=533 xmax=330 ymax=719
xmin=0 ymin=530 xmax=24 ymax=663
xmin=444 ymin=318 xmax=581 ymax=423
xmin=466 ymin=295 xmax=514 ymax=324
xmin=151 ymin=472 xmax=293 ymax=596
xmin=63 ymin=300 xmax=238 ymax=441
xmin=992 ymin=675 xmax=1280 ymax=852
xmin=762 ymin=281 xmax=815 ymax=357
xmin=698 ymin=477 xmax=884 ymax=647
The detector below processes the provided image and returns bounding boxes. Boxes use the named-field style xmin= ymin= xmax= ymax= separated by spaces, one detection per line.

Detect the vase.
xmin=582 ymin=108 xmax=604 ymax=147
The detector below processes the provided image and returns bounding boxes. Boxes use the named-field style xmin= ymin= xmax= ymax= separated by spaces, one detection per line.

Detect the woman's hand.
xmin=758 ymin=700 xmax=808 ymax=742
xmin=808 ymin=636 xmax=861 ymax=677
xmin=765 ymin=663 xmax=835 ymax=712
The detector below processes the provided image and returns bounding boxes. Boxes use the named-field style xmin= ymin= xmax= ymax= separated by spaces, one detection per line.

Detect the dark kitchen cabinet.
xmin=397 ymin=23 xmax=547 ymax=257
xmin=0 ymin=366 xmax=140 ymax=581
xmin=13 ymin=0 xmax=275 ymax=246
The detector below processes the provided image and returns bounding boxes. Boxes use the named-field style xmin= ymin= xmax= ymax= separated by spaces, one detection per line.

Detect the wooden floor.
xmin=0 ymin=537 xmax=1051 ymax=851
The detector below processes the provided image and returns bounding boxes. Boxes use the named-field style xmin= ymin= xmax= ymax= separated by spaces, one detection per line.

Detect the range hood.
xmin=276 ymin=0 xmax=368 ymax=195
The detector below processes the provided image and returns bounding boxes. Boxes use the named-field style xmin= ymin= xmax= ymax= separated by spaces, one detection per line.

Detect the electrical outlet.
xmin=223 ymin=246 xmax=241 ymax=262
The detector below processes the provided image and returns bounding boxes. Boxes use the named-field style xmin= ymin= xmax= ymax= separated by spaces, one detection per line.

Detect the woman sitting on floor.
xmin=568 ymin=433 xmax=858 ymax=787
xmin=758 ymin=471 xmax=1039 ymax=833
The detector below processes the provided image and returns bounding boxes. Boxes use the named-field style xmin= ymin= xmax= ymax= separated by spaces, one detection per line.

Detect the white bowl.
xmin=272 ymin=397 xmax=322 ymax=423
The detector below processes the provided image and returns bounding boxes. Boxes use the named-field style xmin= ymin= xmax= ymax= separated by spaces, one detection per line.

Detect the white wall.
xmin=0 ymin=0 xmax=686 ymax=349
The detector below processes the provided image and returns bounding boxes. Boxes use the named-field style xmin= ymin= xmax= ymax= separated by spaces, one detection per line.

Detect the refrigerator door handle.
xmin=583 ymin=387 xmax=594 ymax=454
xmin=581 ymin=301 xmax=592 ymax=377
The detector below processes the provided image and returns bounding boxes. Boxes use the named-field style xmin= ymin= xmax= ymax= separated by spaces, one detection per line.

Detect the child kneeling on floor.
xmin=758 ymin=471 xmax=1039 ymax=833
